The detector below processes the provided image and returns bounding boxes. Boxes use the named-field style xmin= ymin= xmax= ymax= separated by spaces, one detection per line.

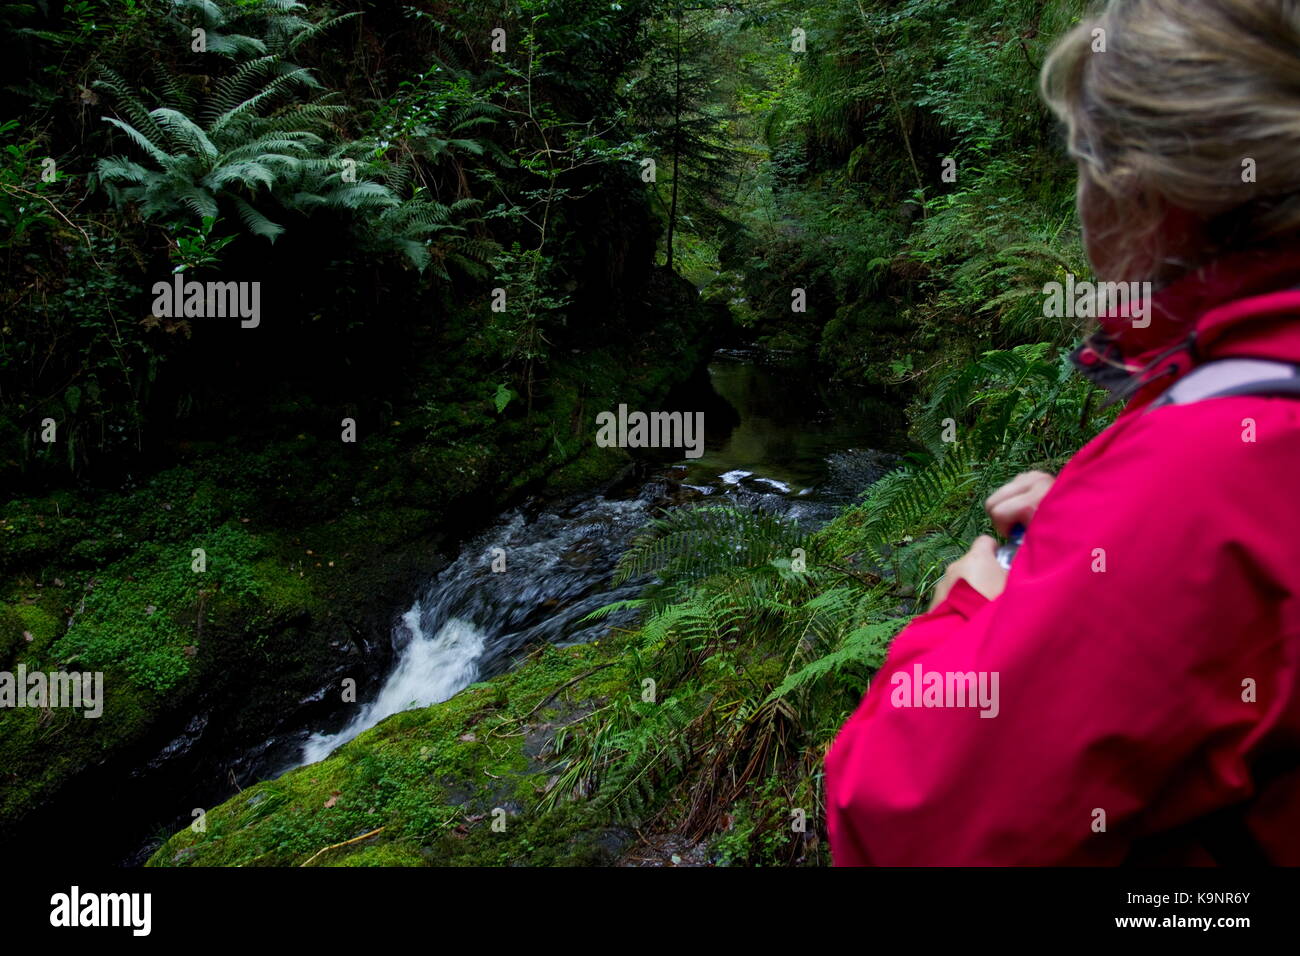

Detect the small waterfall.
xmin=299 ymin=613 xmax=488 ymax=764
xmin=291 ymin=493 xmax=659 ymax=768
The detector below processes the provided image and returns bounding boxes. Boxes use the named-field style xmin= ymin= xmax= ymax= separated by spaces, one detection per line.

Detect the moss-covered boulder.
xmin=150 ymin=639 xmax=634 ymax=867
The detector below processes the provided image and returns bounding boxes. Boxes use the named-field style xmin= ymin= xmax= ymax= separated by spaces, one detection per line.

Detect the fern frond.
xmin=152 ymin=108 xmax=219 ymax=158
xmin=230 ymin=195 xmax=285 ymax=241
xmin=101 ymin=117 xmax=170 ymax=165
xmin=285 ymin=11 xmax=360 ymax=53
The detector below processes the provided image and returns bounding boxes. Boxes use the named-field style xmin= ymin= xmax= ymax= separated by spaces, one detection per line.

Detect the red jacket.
xmin=825 ymin=249 xmax=1300 ymax=865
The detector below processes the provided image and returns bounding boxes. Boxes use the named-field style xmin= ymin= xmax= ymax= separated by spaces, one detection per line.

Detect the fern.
xmin=94 ymin=0 xmax=488 ymax=274
xmin=613 ymin=505 xmax=814 ymax=605
xmin=595 ymin=696 xmax=697 ymax=824
xmin=765 ymin=617 xmax=906 ymax=707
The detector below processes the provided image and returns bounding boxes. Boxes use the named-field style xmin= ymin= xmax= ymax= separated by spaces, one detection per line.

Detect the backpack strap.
xmin=1148 ymin=357 xmax=1300 ymax=410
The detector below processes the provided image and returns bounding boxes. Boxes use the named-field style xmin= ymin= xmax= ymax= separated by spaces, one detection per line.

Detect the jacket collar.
xmin=1072 ymin=245 xmax=1300 ymax=411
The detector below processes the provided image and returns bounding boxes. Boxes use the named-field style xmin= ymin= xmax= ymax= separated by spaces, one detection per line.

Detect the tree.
xmin=625 ymin=1 xmax=738 ymax=270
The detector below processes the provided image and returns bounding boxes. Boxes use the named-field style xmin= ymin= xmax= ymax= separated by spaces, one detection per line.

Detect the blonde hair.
xmin=1041 ymin=0 xmax=1300 ymax=281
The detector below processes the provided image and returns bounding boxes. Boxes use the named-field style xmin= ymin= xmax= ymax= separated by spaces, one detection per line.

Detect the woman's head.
xmin=1041 ymin=0 xmax=1300 ymax=283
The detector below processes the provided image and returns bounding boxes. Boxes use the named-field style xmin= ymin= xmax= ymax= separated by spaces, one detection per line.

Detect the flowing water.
xmin=289 ymin=349 xmax=903 ymax=770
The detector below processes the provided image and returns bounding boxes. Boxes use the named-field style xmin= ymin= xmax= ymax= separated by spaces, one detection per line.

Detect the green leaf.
xmin=493 ymin=383 xmax=515 ymax=414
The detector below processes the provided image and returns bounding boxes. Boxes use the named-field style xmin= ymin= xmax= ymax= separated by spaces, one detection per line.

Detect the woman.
xmin=825 ymin=0 xmax=1300 ymax=865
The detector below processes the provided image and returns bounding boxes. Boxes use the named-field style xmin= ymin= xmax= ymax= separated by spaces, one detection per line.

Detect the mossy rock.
xmin=149 ymin=640 xmax=634 ymax=867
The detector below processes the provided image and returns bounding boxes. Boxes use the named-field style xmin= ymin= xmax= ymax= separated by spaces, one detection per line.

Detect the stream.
xmin=129 ymin=348 xmax=904 ymax=863
xmin=284 ymin=348 xmax=903 ymax=771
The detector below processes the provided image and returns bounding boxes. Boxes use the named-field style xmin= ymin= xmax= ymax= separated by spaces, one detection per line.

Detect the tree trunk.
xmin=666 ymin=10 xmax=682 ymax=271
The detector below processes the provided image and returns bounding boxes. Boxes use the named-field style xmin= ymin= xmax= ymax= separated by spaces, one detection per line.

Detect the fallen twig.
xmin=516 ymin=662 xmax=616 ymax=724
xmin=299 ymin=826 xmax=386 ymax=867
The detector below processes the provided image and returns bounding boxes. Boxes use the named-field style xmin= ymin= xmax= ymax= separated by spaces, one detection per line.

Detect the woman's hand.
xmin=929 ymin=472 xmax=1056 ymax=611
xmin=984 ymin=470 xmax=1056 ymax=537
xmin=929 ymin=536 xmax=1008 ymax=610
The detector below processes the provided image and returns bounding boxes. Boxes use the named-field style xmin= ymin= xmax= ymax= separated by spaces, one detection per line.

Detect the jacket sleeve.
xmin=825 ymin=402 xmax=1293 ymax=865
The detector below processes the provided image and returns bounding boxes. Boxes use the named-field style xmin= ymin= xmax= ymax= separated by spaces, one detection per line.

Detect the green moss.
xmin=322 ymin=843 xmax=429 ymax=866
xmin=248 ymin=556 xmax=316 ymax=616
xmin=545 ymin=443 xmax=630 ymax=495
xmin=13 ymin=603 xmax=59 ymax=644
xmin=51 ymin=523 xmax=264 ymax=694
xmin=149 ymin=640 xmax=631 ymax=867
xmin=0 ymin=601 xmax=61 ymax=662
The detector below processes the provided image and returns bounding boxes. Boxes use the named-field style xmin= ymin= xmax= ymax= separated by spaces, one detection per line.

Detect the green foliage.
xmin=0 ymin=230 xmax=150 ymax=476
xmin=0 ymin=121 xmax=70 ymax=240
xmin=710 ymin=775 xmax=817 ymax=866
xmin=625 ymin=3 xmax=741 ymax=269
xmin=715 ymin=0 xmax=1092 ymax=375
xmin=492 ymin=383 xmax=516 ymax=414
xmin=564 ymin=693 xmax=697 ymax=824
xmin=839 ymin=343 xmax=1109 ymax=590
xmin=93 ymin=1 xmax=495 ymax=273
xmin=764 ymin=611 xmax=902 ymax=706
xmin=3 ymin=0 xmax=673 ymax=488
xmin=907 ymin=156 xmax=1088 ymax=346
xmin=546 ymin=500 xmax=892 ymax=857
xmin=94 ymin=56 xmax=382 ymax=243
xmin=170 ymin=215 xmax=237 ymax=272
